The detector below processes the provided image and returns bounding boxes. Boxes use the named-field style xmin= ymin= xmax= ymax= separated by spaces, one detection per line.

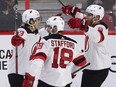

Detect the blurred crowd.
xmin=0 ymin=0 xmax=22 ymax=31
xmin=0 ymin=0 xmax=116 ymax=31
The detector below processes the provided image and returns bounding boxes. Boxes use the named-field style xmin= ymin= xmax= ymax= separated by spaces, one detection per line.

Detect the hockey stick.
xmin=14 ymin=0 xmax=19 ymax=74
xmin=8 ymin=1 xmax=20 ymax=87
xmin=72 ymin=62 xmax=90 ymax=74
xmin=58 ymin=0 xmax=65 ymax=7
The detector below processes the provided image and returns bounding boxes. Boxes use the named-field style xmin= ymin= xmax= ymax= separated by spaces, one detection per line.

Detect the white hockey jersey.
xmin=8 ymin=26 xmax=41 ymax=75
xmin=29 ymin=34 xmax=87 ymax=86
xmin=84 ymin=22 xmax=111 ymax=70
xmin=38 ymin=27 xmax=49 ymax=38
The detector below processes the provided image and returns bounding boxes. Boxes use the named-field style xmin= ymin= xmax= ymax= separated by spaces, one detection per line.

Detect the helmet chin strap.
xmin=28 ymin=21 xmax=37 ymax=32
xmin=91 ymin=15 xmax=97 ymax=26
xmin=92 ymin=15 xmax=101 ymax=26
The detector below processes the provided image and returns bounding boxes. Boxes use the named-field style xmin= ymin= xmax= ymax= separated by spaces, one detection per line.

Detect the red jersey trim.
xmin=30 ymin=55 xmax=46 ymax=62
xmin=98 ymin=30 xmax=104 ymax=43
xmin=73 ymin=55 xmax=87 ymax=66
xmin=30 ymin=52 xmax=47 ymax=62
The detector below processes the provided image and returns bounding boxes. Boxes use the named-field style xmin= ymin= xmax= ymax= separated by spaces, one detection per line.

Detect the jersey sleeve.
xmin=85 ymin=25 xmax=107 ymax=43
xmin=71 ymin=43 xmax=87 ymax=73
xmin=28 ymin=59 xmax=44 ymax=78
xmin=27 ymin=38 xmax=49 ymax=77
xmin=73 ymin=43 xmax=87 ymax=67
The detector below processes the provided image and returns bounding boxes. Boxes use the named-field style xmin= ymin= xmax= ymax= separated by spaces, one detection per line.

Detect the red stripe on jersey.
xmin=30 ymin=52 xmax=47 ymax=62
xmin=84 ymin=36 xmax=89 ymax=50
xmin=73 ymin=55 xmax=87 ymax=66
xmin=98 ymin=29 xmax=104 ymax=43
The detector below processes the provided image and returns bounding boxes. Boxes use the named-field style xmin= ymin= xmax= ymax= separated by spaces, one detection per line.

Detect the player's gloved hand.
xmin=11 ymin=35 xmax=24 ymax=46
xmin=61 ymin=5 xmax=80 ymax=17
xmin=22 ymin=73 xmax=35 ymax=87
xmin=68 ymin=18 xmax=89 ymax=31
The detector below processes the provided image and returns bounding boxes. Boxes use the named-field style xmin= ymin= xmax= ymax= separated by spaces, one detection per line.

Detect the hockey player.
xmin=22 ymin=16 xmax=87 ymax=87
xmin=8 ymin=9 xmax=45 ymax=87
xmin=62 ymin=4 xmax=111 ymax=87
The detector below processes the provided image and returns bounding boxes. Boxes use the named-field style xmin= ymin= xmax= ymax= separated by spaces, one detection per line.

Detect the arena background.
xmin=0 ymin=0 xmax=116 ymax=87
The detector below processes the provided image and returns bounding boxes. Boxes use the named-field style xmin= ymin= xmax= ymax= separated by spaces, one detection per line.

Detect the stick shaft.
xmin=58 ymin=0 xmax=65 ymax=7
xmin=14 ymin=0 xmax=18 ymax=74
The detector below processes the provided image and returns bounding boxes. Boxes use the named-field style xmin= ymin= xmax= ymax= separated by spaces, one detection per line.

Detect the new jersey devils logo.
xmin=31 ymin=42 xmax=44 ymax=56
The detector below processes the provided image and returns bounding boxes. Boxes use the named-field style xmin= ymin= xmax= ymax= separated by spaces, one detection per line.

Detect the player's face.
xmin=34 ymin=17 xmax=41 ymax=29
xmin=86 ymin=13 xmax=94 ymax=25
xmin=52 ymin=26 xmax=57 ymax=34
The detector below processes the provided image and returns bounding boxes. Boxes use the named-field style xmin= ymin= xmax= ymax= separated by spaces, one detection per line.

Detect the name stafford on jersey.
xmin=51 ymin=40 xmax=75 ymax=49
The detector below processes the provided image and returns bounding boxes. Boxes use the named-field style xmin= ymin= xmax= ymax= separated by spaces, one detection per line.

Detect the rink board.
xmin=0 ymin=31 xmax=116 ymax=87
